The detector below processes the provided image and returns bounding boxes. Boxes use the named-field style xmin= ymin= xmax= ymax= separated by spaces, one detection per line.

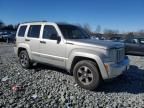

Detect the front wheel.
xmin=73 ymin=60 xmax=101 ymax=90
xmin=19 ymin=50 xmax=32 ymax=69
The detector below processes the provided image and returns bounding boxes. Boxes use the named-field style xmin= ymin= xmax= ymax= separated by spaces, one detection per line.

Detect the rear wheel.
xmin=19 ymin=50 xmax=32 ymax=69
xmin=73 ymin=60 xmax=100 ymax=90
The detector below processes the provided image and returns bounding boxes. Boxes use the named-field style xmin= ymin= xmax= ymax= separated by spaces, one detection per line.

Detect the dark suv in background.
xmin=0 ymin=32 xmax=16 ymax=43
xmin=125 ymin=38 xmax=144 ymax=56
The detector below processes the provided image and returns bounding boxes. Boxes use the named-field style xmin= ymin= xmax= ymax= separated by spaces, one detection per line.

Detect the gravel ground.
xmin=0 ymin=43 xmax=144 ymax=108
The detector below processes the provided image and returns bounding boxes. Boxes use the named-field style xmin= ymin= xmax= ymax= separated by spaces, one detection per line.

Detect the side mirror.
xmin=57 ymin=36 xmax=61 ymax=44
xmin=48 ymin=34 xmax=61 ymax=43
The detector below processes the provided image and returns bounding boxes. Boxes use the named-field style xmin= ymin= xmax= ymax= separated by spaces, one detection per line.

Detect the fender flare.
xmin=67 ymin=52 xmax=109 ymax=80
xmin=17 ymin=44 xmax=32 ymax=59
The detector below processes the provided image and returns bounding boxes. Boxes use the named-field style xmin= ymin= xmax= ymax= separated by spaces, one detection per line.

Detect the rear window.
xmin=27 ymin=25 xmax=41 ymax=38
xmin=18 ymin=25 xmax=27 ymax=37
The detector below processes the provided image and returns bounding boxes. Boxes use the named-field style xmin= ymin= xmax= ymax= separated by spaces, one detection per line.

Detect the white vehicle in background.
xmin=91 ymin=36 xmax=100 ymax=40
xmin=91 ymin=35 xmax=105 ymax=40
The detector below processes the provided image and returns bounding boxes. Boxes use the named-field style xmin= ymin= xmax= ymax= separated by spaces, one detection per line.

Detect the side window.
xmin=125 ymin=39 xmax=138 ymax=44
xmin=132 ymin=39 xmax=139 ymax=44
xmin=125 ymin=39 xmax=132 ymax=43
xmin=139 ymin=38 xmax=144 ymax=44
xmin=43 ymin=25 xmax=58 ymax=40
xmin=28 ymin=25 xmax=41 ymax=38
xmin=18 ymin=25 xmax=27 ymax=37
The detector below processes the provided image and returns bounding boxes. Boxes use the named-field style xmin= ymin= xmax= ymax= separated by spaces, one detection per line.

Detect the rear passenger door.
xmin=26 ymin=25 xmax=41 ymax=60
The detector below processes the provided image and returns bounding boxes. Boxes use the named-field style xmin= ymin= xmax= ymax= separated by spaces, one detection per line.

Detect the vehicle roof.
xmin=20 ymin=21 xmax=71 ymax=26
xmin=133 ymin=37 xmax=144 ymax=39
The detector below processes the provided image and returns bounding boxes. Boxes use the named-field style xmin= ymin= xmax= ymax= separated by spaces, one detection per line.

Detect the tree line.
xmin=0 ymin=20 xmax=144 ymax=39
xmin=78 ymin=23 xmax=144 ymax=39
xmin=0 ymin=20 xmax=17 ymax=31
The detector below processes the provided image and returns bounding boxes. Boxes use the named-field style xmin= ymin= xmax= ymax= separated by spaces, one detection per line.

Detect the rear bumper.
xmin=104 ymin=56 xmax=129 ymax=79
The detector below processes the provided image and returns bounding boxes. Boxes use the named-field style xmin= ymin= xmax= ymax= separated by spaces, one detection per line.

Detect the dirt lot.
xmin=0 ymin=43 xmax=144 ymax=108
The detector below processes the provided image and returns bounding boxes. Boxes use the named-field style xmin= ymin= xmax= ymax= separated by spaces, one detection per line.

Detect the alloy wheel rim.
xmin=77 ymin=66 xmax=94 ymax=85
xmin=20 ymin=53 xmax=28 ymax=67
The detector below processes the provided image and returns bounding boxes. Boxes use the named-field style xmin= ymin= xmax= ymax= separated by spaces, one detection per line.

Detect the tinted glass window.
xmin=28 ymin=25 xmax=41 ymax=38
xmin=18 ymin=26 xmax=27 ymax=37
xmin=58 ymin=24 xmax=90 ymax=39
xmin=132 ymin=39 xmax=139 ymax=44
xmin=125 ymin=39 xmax=131 ymax=43
xmin=43 ymin=25 xmax=58 ymax=40
xmin=125 ymin=39 xmax=138 ymax=44
xmin=139 ymin=38 xmax=144 ymax=44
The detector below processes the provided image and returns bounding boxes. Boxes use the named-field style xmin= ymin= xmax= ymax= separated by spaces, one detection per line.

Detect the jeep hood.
xmin=66 ymin=39 xmax=124 ymax=49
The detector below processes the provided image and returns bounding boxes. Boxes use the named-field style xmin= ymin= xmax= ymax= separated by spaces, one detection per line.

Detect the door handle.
xmin=25 ymin=39 xmax=30 ymax=41
xmin=40 ymin=41 xmax=46 ymax=44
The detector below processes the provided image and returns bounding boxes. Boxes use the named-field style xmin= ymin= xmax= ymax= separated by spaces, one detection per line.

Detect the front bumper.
xmin=104 ymin=56 xmax=129 ymax=79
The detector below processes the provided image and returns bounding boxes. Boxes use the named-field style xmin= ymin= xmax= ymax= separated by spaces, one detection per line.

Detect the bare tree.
xmin=125 ymin=32 xmax=134 ymax=39
xmin=0 ymin=20 xmax=5 ymax=29
xmin=95 ymin=25 xmax=101 ymax=33
xmin=137 ymin=30 xmax=144 ymax=36
xmin=75 ymin=23 xmax=82 ymax=28
xmin=6 ymin=24 xmax=15 ymax=31
xmin=104 ymin=29 xmax=119 ymax=34
xmin=14 ymin=24 xmax=20 ymax=30
xmin=103 ymin=29 xmax=119 ymax=39
xmin=83 ymin=23 xmax=91 ymax=34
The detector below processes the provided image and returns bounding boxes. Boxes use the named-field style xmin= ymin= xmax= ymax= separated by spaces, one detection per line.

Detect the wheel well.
xmin=18 ymin=47 xmax=26 ymax=57
xmin=70 ymin=56 xmax=101 ymax=75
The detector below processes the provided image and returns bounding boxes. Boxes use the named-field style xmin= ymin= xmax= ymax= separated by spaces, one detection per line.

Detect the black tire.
xmin=19 ymin=50 xmax=32 ymax=69
xmin=73 ymin=60 xmax=100 ymax=90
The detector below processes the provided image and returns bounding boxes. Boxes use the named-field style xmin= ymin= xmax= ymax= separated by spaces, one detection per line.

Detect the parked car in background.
xmin=110 ymin=37 xmax=122 ymax=40
xmin=0 ymin=31 xmax=16 ymax=43
xmin=0 ymin=32 xmax=9 ymax=41
xmin=125 ymin=38 xmax=144 ymax=56
xmin=3 ymin=32 xmax=16 ymax=43
xmin=0 ymin=32 xmax=3 ymax=36
xmin=0 ymin=34 xmax=2 ymax=40
xmin=110 ymin=36 xmax=124 ymax=42
xmin=91 ymin=35 xmax=100 ymax=40
xmin=91 ymin=35 xmax=105 ymax=40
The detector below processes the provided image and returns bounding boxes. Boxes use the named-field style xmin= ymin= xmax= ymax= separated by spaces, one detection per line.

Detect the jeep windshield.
xmin=58 ymin=24 xmax=90 ymax=39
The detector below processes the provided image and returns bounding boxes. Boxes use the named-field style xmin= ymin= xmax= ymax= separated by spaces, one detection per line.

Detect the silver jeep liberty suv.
xmin=14 ymin=21 xmax=129 ymax=90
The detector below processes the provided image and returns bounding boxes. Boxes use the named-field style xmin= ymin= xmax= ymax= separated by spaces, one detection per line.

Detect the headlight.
xmin=103 ymin=49 xmax=116 ymax=62
xmin=103 ymin=57 xmax=113 ymax=62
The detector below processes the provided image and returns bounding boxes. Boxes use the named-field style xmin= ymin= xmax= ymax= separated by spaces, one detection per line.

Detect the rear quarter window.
xmin=18 ymin=25 xmax=27 ymax=37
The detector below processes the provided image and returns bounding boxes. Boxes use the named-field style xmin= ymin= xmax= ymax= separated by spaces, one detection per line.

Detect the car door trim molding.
xmin=32 ymin=52 xmax=68 ymax=62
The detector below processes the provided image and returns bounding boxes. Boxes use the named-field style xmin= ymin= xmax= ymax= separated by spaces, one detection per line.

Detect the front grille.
xmin=116 ymin=48 xmax=125 ymax=63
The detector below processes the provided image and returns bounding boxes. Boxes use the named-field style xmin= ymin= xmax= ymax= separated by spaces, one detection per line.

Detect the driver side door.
xmin=39 ymin=24 xmax=66 ymax=68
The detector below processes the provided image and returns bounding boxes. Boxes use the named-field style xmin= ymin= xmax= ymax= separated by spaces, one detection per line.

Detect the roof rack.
xmin=21 ymin=20 xmax=47 ymax=24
